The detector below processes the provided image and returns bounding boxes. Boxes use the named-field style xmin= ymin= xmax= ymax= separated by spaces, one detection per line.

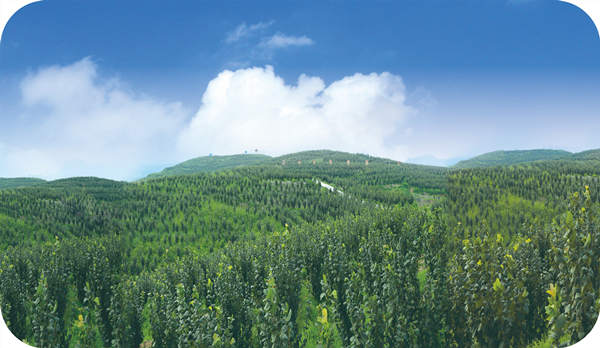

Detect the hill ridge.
xmin=451 ymin=149 xmax=600 ymax=169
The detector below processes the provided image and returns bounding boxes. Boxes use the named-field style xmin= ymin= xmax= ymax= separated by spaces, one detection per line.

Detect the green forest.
xmin=453 ymin=149 xmax=600 ymax=169
xmin=0 ymin=178 xmax=46 ymax=190
xmin=0 ymin=149 xmax=599 ymax=347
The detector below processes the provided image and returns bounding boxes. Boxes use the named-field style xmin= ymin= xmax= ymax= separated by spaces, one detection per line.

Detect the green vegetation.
xmin=147 ymin=150 xmax=448 ymax=194
xmin=0 ymin=149 xmax=599 ymax=347
xmin=0 ymin=177 xmax=46 ymax=190
xmin=453 ymin=149 xmax=572 ymax=168
xmin=572 ymin=149 xmax=600 ymax=161
xmin=454 ymin=148 xmax=600 ymax=169
xmin=146 ymin=154 xmax=271 ymax=179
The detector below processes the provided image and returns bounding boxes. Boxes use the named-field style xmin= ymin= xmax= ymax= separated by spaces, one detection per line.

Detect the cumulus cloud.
xmin=178 ymin=66 xmax=414 ymax=161
xmin=0 ymin=58 xmax=188 ymax=180
xmin=1 ymin=60 xmax=419 ymax=180
xmin=260 ymin=33 xmax=314 ymax=48
xmin=226 ymin=21 xmax=274 ymax=43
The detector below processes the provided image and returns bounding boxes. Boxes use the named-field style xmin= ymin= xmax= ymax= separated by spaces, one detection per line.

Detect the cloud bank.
xmin=1 ymin=58 xmax=187 ymax=179
xmin=179 ymin=66 xmax=413 ymax=160
xmin=1 ymin=59 xmax=416 ymax=180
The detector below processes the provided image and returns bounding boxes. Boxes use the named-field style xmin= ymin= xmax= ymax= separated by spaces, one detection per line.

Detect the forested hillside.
xmin=0 ymin=178 xmax=46 ymax=190
xmin=145 ymin=154 xmax=271 ymax=179
xmin=572 ymin=149 xmax=600 ymax=161
xmin=453 ymin=149 xmax=572 ymax=168
xmin=1 ymin=150 xmax=599 ymax=347
xmin=145 ymin=150 xmax=448 ymax=192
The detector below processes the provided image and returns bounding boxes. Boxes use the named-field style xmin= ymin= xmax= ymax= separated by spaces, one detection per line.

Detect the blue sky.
xmin=0 ymin=0 xmax=599 ymax=179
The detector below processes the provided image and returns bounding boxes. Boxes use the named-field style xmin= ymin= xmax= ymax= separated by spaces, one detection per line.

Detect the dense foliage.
xmin=146 ymin=154 xmax=271 ymax=179
xmin=453 ymin=149 xmax=600 ymax=169
xmin=447 ymin=160 xmax=600 ymax=237
xmin=0 ymin=178 xmax=46 ymax=190
xmin=453 ymin=150 xmax=572 ymax=168
xmin=146 ymin=150 xmax=448 ymax=194
xmin=1 ymin=151 xmax=599 ymax=347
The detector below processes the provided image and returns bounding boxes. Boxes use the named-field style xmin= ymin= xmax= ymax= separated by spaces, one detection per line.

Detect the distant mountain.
xmin=453 ymin=150 xmax=573 ymax=169
xmin=37 ymin=177 xmax=129 ymax=202
xmin=145 ymin=151 xmax=384 ymax=179
xmin=0 ymin=177 xmax=46 ymax=189
xmin=145 ymin=154 xmax=272 ymax=179
xmin=148 ymin=150 xmax=445 ymax=176
xmin=270 ymin=150 xmax=375 ymax=164
xmin=144 ymin=150 xmax=449 ymax=194
xmin=572 ymin=149 xmax=600 ymax=161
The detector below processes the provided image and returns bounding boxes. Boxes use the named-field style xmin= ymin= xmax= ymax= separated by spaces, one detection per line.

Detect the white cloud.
xmin=226 ymin=21 xmax=274 ymax=43
xmin=178 ymin=66 xmax=414 ymax=161
xmin=0 ymin=58 xmax=188 ymax=180
xmin=261 ymin=33 xmax=314 ymax=48
xmin=0 ymin=146 xmax=61 ymax=179
xmin=1 ymin=61 xmax=419 ymax=180
xmin=223 ymin=22 xmax=313 ymax=63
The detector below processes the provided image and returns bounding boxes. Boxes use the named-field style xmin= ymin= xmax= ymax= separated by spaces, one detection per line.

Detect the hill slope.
xmin=572 ymin=149 xmax=600 ymax=161
xmin=453 ymin=149 xmax=572 ymax=168
xmin=146 ymin=150 xmax=449 ymax=193
xmin=0 ymin=177 xmax=46 ymax=189
xmin=145 ymin=154 xmax=271 ymax=178
xmin=1 ymin=148 xmax=599 ymax=347
xmin=271 ymin=150 xmax=374 ymax=164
